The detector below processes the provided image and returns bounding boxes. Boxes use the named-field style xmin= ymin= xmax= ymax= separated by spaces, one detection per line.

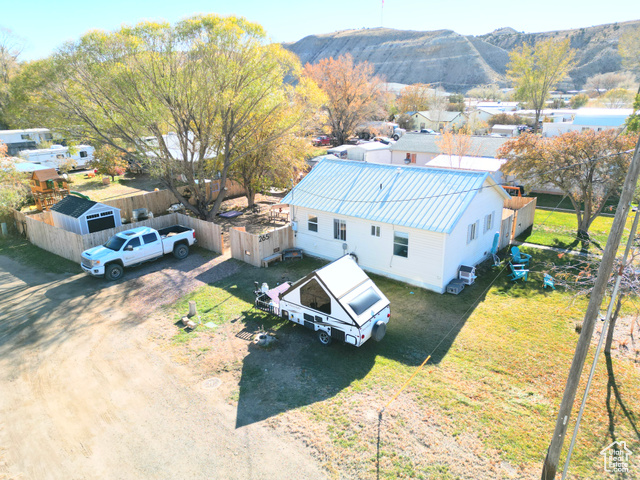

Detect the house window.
xmin=467 ymin=221 xmax=479 ymax=243
xmin=371 ymin=225 xmax=380 ymax=237
xmin=308 ymin=215 xmax=318 ymax=232
xmin=484 ymin=211 xmax=494 ymax=233
xmin=300 ymin=278 xmax=331 ymax=315
xmin=333 ymin=219 xmax=346 ymax=241
xmin=80 ymin=151 xmax=88 ymax=158
xmin=393 ymin=231 xmax=408 ymax=258
xmin=34 ymin=179 xmax=40 ymax=187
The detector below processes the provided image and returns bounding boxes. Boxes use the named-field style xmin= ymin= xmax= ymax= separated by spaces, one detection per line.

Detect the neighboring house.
xmin=346 ymin=142 xmax=392 ymax=163
xmin=30 ymin=168 xmax=70 ymax=211
xmin=388 ymin=133 xmax=509 ymax=167
xmin=282 ymin=159 xmax=510 ymax=293
xmin=20 ymin=144 xmax=95 ymax=170
xmin=426 ymin=154 xmax=509 ymax=184
xmin=0 ymin=128 xmax=55 ymax=156
xmin=50 ymin=195 xmax=122 ymax=234
xmin=542 ymin=108 xmax=633 ymax=137
xmin=475 ymin=102 xmax=518 ymax=113
xmin=412 ymin=110 xmax=467 ymax=132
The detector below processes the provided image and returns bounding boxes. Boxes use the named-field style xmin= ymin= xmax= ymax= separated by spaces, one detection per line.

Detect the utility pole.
xmin=541 ymin=135 xmax=640 ymax=480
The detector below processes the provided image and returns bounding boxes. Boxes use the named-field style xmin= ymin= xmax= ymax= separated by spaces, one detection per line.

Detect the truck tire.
xmin=371 ymin=321 xmax=387 ymax=342
xmin=105 ymin=263 xmax=123 ymax=281
xmin=317 ymin=330 xmax=332 ymax=346
xmin=393 ymin=134 xmax=399 ymax=141
xmin=173 ymin=243 xmax=189 ymax=260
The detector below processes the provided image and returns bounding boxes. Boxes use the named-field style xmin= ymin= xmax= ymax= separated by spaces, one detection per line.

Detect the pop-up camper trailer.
xmin=254 ymin=255 xmax=391 ymax=346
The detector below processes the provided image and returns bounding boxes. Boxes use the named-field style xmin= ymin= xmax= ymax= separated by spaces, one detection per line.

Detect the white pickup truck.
xmin=81 ymin=225 xmax=196 ymax=280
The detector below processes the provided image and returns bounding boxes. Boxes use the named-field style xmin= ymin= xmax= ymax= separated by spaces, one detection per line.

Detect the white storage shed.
xmin=50 ymin=196 xmax=122 ymax=234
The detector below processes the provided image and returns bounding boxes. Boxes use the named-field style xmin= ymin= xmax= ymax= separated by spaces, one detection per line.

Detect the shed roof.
xmin=50 ymin=195 xmax=98 ymax=218
xmin=390 ymin=133 xmax=508 ymax=157
xmin=282 ymin=159 xmax=508 ymax=234
xmin=32 ymin=168 xmax=64 ymax=182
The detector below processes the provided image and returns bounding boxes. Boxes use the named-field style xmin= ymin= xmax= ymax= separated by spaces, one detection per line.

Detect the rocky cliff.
xmin=284 ymin=20 xmax=640 ymax=92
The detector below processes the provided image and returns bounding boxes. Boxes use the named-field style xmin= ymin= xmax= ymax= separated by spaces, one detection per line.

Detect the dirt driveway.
xmin=0 ymin=252 xmax=326 ymax=480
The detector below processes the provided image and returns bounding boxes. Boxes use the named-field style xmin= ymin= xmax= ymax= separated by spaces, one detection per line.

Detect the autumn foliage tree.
xmin=435 ymin=132 xmax=477 ymax=166
xmin=507 ymin=38 xmax=575 ymax=132
xmin=92 ymin=145 xmax=128 ymax=181
xmin=396 ymin=83 xmax=431 ymax=113
xmin=0 ymin=141 xmax=30 ymax=214
xmin=304 ymin=54 xmax=389 ymax=145
xmin=500 ymin=130 xmax=638 ymax=240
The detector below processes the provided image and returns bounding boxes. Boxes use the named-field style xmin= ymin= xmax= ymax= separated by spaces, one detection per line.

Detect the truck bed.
xmin=158 ymin=225 xmax=191 ymax=238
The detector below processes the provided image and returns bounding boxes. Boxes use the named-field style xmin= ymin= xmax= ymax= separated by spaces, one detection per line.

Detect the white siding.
xmin=390 ymin=150 xmax=435 ymax=167
xmin=292 ymin=206 xmax=447 ymax=292
xmin=442 ymin=185 xmax=505 ymax=285
xmin=51 ymin=202 xmax=121 ymax=235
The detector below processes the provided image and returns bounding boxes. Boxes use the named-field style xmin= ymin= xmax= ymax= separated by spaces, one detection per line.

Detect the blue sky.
xmin=5 ymin=0 xmax=640 ymax=61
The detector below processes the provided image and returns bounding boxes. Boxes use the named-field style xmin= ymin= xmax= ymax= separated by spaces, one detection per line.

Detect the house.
xmin=326 ymin=144 xmax=356 ymax=159
xmin=475 ymin=101 xmax=518 ymax=113
xmin=50 ymin=195 xmax=122 ymax=234
xmin=388 ymin=133 xmax=509 ymax=167
xmin=426 ymin=154 xmax=510 ymax=184
xmin=542 ymin=108 xmax=633 ymax=137
xmin=282 ymin=159 xmax=510 ymax=293
xmin=490 ymin=124 xmax=519 ymax=137
xmin=29 ymin=169 xmax=70 ymax=211
xmin=346 ymin=142 xmax=391 ymax=163
xmin=412 ymin=110 xmax=467 ymax=132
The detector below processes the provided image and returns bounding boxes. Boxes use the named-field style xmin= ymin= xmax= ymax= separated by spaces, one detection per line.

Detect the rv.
xmin=254 ymin=255 xmax=391 ymax=346
xmin=0 ymin=128 xmax=55 ymax=156
xmin=19 ymin=145 xmax=95 ymax=170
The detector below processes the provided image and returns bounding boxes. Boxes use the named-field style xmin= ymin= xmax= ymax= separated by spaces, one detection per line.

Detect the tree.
xmin=487 ymin=112 xmax=532 ymax=127
xmin=618 ymin=26 xmax=640 ymax=77
xmin=12 ymin=15 xmax=314 ymax=221
xmin=585 ymin=72 xmax=637 ymax=95
xmin=0 ymin=27 xmax=24 ymax=128
xmin=569 ymin=93 xmax=589 ymax=109
xmin=435 ymin=132 xmax=477 ymax=166
xmin=465 ymin=84 xmax=505 ymax=101
xmin=92 ymin=145 xmax=128 ymax=181
xmin=304 ymin=54 xmax=389 ymax=145
xmin=0 ymin=141 xmax=30 ymax=214
xmin=507 ymin=38 xmax=575 ymax=133
xmin=394 ymin=113 xmax=414 ymax=130
xmin=396 ymin=83 xmax=431 ymax=113
xmin=599 ymin=88 xmax=635 ymax=108
xmin=500 ymin=129 xmax=638 ymax=241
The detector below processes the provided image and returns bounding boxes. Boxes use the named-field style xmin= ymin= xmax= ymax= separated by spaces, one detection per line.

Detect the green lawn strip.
xmin=532 ymin=193 xmax=620 ymax=213
xmin=166 ymin=253 xmax=640 ymax=478
xmin=0 ymin=235 xmax=81 ymax=274
xmin=517 ymin=209 xmax=634 ymax=252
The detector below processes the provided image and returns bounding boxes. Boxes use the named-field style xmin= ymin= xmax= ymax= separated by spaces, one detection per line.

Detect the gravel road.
xmin=0 ymin=252 xmax=326 ymax=480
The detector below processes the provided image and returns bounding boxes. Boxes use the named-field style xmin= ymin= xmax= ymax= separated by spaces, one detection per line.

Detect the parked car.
xmin=312 ymin=135 xmax=334 ymax=147
xmin=80 ymin=225 xmax=196 ymax=280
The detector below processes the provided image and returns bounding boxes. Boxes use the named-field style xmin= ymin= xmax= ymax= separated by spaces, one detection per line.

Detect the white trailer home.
xmin=255 ymin=255 xmax=391 ymax=346
xmin=19 ymin=145 xmax=94 ymax=170
xmin=0 ymin=128 xmax=55 ymax=156
xmin=282 ymin=159 xmax=510 ymax=293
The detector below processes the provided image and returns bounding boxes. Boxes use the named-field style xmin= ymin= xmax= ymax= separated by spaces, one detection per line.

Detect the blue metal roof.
xmin=573 ymin=108 xmax=633 ymax=127
xmin=283 ymin=159 xmax=504 ymax=234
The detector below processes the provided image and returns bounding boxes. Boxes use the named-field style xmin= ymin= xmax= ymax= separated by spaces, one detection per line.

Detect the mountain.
xmin=284 ymin=20 xmax=640 ymax=92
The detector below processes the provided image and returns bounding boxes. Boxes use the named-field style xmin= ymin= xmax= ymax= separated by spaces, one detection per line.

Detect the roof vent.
xmin=396 ymin=168 xmax=401 ymax=174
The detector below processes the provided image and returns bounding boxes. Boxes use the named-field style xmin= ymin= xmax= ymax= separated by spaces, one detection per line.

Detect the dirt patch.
xmin=593 ymin=314 xmax=640 ymax=364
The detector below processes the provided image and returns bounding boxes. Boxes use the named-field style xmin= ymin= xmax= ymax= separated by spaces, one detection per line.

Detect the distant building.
xmin=542 ymin=108 xmax=633 ymax=137
xmin=426 ymin=154 xmax=510 ymax=184
xmin=412 ymin=110 xmax=467 ymax=132
xmin=0 ymin=128 xmax=55 ymax=156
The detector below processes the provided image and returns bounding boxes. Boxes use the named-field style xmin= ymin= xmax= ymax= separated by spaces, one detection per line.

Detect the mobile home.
xmin=20 ymin=145 xmax=94 ymax=170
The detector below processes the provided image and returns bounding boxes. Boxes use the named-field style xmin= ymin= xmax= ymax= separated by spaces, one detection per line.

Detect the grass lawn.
xmin=164 ymin=251 xmax=640 ymax=479
xmin=65 ymin=171 xmax=164 ymax=202
xmin=516 ymin=208 xmax=635 ymax=253
xmin=532 ymin=193 xmax=621 ymax=214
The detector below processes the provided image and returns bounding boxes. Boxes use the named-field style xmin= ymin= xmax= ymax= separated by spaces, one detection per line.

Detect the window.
xmin=21 ymin=134 xmax=32 ymax=140
xmin=300 ymin=279 xmax=331 ymax=315
xmin=125 ymin=237 xmax=141 ymax=249
xmin=142 ymin=233 xmax=158 ymax=244
xmin=80 ymin=151 xmax=88 ymax=158
xmin=393 ymin=231 xmax=408 ymax=257
xmin=484 ymin=211 xmax=494 ymax=233
xmin=87 ymin=213 xmax=100 ymax=220
xmin=404 ymin=153 xmax=416 ymax=164
xmin=371 ymin=225 xmax=380 ymax=237
xmin=333 ymin=219 xmax=346 ymax=241
xmin=34 ymin=179 xmax=40 ymax=187
xmin=308 ymin=215 xmax=318 ymax=232
xmin=56 ymin=154 xmax=64 ymax=159
xmin=349 ymin=287 xmax=382 ymax=316
xmin=467 ymin=221 xmax=479 ymax=243
xmin=44 ymin=133 xmax=53 ymax=140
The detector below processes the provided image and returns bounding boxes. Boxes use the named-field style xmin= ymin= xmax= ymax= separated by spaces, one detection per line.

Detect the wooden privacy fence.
xmin=230 ymin=225 xmax=293 ymax=267
xmin=504 ymin=197 xmax=537 ymax=240
xmin=13 ymin=210 xmax=223 ymax=263
xmin=102 ymin=189 xmax=178 ymax=222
